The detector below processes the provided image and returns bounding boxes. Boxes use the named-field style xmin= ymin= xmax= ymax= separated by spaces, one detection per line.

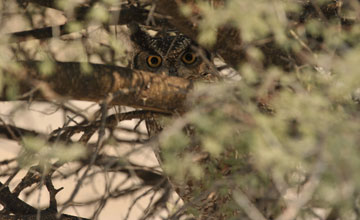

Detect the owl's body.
xmin=129 ymin=24 xmax=230 ymax=220
xmin=129 ymin=24 xmax=282 ymax=220
xmin=130 ymin=24 xmax=211 ymax=80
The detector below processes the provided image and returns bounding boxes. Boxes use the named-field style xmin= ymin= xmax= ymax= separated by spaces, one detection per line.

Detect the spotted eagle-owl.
xmin=128 ymin=24 xmax=230 ymax=220
xmin=129 ymin=23 xmax=211 ymax=80
xmin=128 ymin=24 xmax=283 ymax=220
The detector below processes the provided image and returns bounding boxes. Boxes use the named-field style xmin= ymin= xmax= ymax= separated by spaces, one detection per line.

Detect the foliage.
xmin=159 ymin=0 xmax=360 ymax=219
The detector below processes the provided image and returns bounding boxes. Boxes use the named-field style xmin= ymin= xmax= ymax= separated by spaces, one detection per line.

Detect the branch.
xmin=1 ymin=61 xmax=192 ymax=113
xmin=8 ymin=22 xmax=76 ymax=43
xmin=275 ymin=154 xmax=325 ymax=220
xmin=7 ymin=5 xmax=169 ymax=42
xmin=233 ymin=189 xmax=268 ymax=220
xmin=0 ymin=124 xmax=41 ymax=141
xmin=0 ymin=213 xmax=89 ymax=220
xmin=16 ymin=0 xmax=59 ymax=9
xmin=91 ymin=154 xmax=165 ymax=187
xmin=0 ymin=182 xmax=37 ymax=215
xmin=1 ymin=180 xmax=88 ymax=219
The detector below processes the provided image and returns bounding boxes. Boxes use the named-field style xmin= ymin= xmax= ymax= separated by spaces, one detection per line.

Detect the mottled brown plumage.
xmin=129 ymin=23 xmax=235 ymax=220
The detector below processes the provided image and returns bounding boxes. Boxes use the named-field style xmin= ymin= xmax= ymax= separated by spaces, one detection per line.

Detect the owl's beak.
xmin=168 ymin=66 xmax=178 ymax=77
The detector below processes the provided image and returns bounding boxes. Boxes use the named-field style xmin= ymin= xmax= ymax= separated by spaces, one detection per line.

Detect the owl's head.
xmin=130 ymin=24 xmax=211 ymax=80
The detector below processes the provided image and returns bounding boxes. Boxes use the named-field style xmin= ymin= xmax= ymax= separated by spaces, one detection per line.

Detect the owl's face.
xmin=131 ymin=29 xmax=210 ymax=80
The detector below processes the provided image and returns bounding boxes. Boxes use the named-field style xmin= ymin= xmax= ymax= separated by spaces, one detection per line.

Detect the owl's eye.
xmin=147 ymin=55 xmax=162 ymax=68
xmin=181 ymin=52 xmax=197 ymax=64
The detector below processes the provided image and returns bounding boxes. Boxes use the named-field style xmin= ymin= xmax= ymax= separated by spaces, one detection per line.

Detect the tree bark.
xmin=1 ymin=61 xmax=192 ymax=113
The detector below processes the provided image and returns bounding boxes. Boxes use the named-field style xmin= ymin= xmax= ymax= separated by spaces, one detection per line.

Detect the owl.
xmin=129 ymin=24 xmax=232 ymax=219
xmin=129 ymin=23 xmax=211 ymax=80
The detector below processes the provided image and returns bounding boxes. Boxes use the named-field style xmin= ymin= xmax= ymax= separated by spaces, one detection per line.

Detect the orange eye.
xmin=181 ymin=52 xmax=197 ymax=64
xmin=147 ymin=55 xmax=162 ymax=68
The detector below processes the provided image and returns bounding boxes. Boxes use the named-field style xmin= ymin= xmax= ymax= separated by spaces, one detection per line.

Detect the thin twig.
xmin=233 ymin=189 xmax=268 ymax=220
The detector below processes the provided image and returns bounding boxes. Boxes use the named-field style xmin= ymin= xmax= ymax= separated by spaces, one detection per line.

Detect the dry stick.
xmin=16 ymin=0 xmax=59 ymax=9
xmin=60 ymin=99 xmax=109 ymax=212
xmin=289 ymin=29 xmax=314 ymax=56
xmin=8 ymin=23 xmax=72 ymax=43
xmin=0 ymin=168 xmax=20 ymax=193
xmin=0 ymin=213 xmax=89 ymax=220
xmin=141 ymin=185 xmax=172 ymax=220
xmin=233 ymin=190 xmax=268 ymax=220
xmin=0 ymin=180 xmax=86 ymax=220
xmin=0 ymin=119 xmax=43 ymax=141
xmin=6 ymin=6 xmax=168 ymax=43
xmin=59 ymin=185 xmax=143 ymax=207
xmin=12 ymin=169 xmax=42 ymax=197
xmin=1 ymin=61 xmax=192 ymax=113
xmin=275 ymin=152 xmax=325 ymax=220
xmin=124 ymin=179 xmax=167 ymax=220
xmin=0 ymin=182 xmax=37 ymax=215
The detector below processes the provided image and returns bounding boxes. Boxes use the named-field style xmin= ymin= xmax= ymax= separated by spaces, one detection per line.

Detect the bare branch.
xmin=6 ymin=5 xmax=169 ymax=42
xmin=275 ymin=151 xmax=325 ymax=220
xmin=233 ymin=189 xmax=268 ymax=220
xmin=0 ymin=124 xmax=42 ymax=141
xmin=0 ymin=184 xmax=34 ymax=214
xmin=89 ymin=154 xmax=166 ymax=187
xmin=0 ymin=213 xmax=89 ymax=220
xmin=1 ymin=61 xmax=192 ymax=113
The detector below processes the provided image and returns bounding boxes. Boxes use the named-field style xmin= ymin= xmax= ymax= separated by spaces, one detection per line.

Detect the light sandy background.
xmin=0 ymin=101 xmax=174 ymax=220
